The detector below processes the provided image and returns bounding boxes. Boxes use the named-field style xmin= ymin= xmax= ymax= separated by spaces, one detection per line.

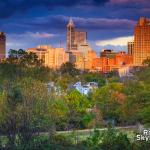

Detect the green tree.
xmin=48 ymin=99 xmax=69 ymax=131
xmin=56 ymin=74 xmax=77 ymax=91
xmin=59 ymin=62 xmax=79 ymax=76
xmin=6 ymin=49 xmax=43 ymax=67
xmin=64 ymin=90 xmax=92 ymax=129
xmin=121 ymin=81 xmax=150 ymax=125
xmin=84 ymin=128 xmax=132 ymax=150
xmin=0 ymin=78 xmax=51 ymax=148
xmin=92 ymin=83 xmax=125 ymax=125
xmin=81 ymin=72 xmax=106 ymax=87
xmin=143 ymin=57 xmax=150 ymax=67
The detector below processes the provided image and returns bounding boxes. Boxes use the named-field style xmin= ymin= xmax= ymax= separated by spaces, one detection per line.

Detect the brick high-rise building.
xmin=67 ymin=18 xmax=87 ymax=51
xmin=134 ymin=17 xmax=150 ymax=66
xmin=0 ymin=32 xmax=6 ymax=59
xmin=100 ymin=49 xmax=116 ymax=58
xmin=92 ymin=51 xmax=133 ymax=73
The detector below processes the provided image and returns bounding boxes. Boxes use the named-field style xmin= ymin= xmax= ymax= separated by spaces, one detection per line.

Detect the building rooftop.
xmin=67 ymin=18 xmax=74 ymax=27
xmin=138 ymin=17 xmax=150 ymax=26
xmin=0 ymin=32 xmax=6 ymax=37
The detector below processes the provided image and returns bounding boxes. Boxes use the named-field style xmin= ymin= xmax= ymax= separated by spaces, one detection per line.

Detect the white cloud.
xmin=6 ymin=32 xmax=58 ymax=51
xmin=29 ymin=32 xmax=56 ymax=38
xmin=95 ymin=36 xmax=134 ymax=47
xmin=7 ymin=32 xmax=57 ymax=39
xmin=6 ymin=42 xmax=25 ymax=47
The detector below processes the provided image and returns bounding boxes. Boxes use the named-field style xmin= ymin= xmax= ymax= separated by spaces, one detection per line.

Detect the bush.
xmin=83 ymin=128 xmax=132 ymax=150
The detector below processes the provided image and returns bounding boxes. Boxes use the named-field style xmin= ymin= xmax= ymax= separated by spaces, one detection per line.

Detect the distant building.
xmin=68 ymin=48 xmax=97 ymax=70
xmin=0 ymin=32 xmax=6 ymax=59
xmin=67 ymin=18 xmax=76 ymax=51
xmin=74 ymin=30 xmax=87 ymax=46
xmin=67 ymin=18 xmax=87 ymax=51
xmin=66 ymin=18 xmax=97 ymax=70
xmin=92 ymin=51 xmax=133 ymax=73
xmin=133 ymin=17 xmax=150 ymax=66
xmin=77 ymin=43 xmax=91 ymax=54
xmin=70 ymin=81 xmax=98 ymax=95
xmin=27 ymin=45 xmax=69 ymax=69
xmin=128 ymin=42 xmax=134 ymax=55
xmin=100 ymin=49 xmax=116 ymax=58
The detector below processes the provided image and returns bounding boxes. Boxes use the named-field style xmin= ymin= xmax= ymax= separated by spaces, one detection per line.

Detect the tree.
xmin=56 ymin=73 xmax=77 ymax=91
xmin=48 ymin=99 xmax=69 ymax=131
xmin=0 ymin=78 xmax=51 ymax=148
xmin=81 ymin=72 xmax=106 ymax=87
xmin=136 ymin=67 xmax=150 ymax=84
xmin=64 ymin=90 xmax=92 ymax=129
xmin=143 ymin=57 xmax=150 ymax=67
xmin=84 ymin=128 xmax=132 ymax=150
xmin=121 ymin=77 xmax=150 ymax=125
xmin=92 ymin=83 xmax=125 ymax=125
xmin=6 ymin=49 xmax=43 ymax=67
xmin=59 ymin=62 xmax=79 ymax=76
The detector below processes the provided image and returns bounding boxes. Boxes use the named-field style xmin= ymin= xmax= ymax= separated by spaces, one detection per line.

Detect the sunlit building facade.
xmin=128 ymin=41 xmax=134 ymax=55
xmin=68 ymin=49 xmax=97 ymax=70
xmin=100 ymin=49 xmax=116 ymax=58
xmin=133 ymin=17 xmax=150 ymax=66
xmin=66 ymin=18 xmax=97 ymax=70
xmin=92 ymin=50 xmax=133 ymax=73
xmin=67 ymin=18 xmax=87 ymax=51
xmin=27 ymin=45 xmax=69 ymax=69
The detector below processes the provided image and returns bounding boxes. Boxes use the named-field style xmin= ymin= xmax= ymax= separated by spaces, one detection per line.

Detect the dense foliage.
xmin=0 ymin=49 xmax=149 ymax=149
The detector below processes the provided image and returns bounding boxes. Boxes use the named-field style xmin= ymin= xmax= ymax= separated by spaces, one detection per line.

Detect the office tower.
xmin=66 ymin=18 xmax=87 ymax=51
xmin=92 ymin=51 xmax=133 ymax=73
xmin=134 ymin=17 xmax=150 ymax=66
xmin=0 ymin=32 xmax=6 ymax=59
xmin=27 ymin=45 xmax=69 ymax=69
xmin=74 ymin=31 xmax=87 ymax=46
xmin=66 ymin=18 xmax=97 ymax=70
xmin=67 ymin=18 xmax=76 ymax=51
xmin=128 ymin=42 xmax=134 ymax=55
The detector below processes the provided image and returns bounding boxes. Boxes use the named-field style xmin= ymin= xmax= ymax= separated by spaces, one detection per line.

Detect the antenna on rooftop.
xmin=59 ymin=40 xmax=62 ymax=48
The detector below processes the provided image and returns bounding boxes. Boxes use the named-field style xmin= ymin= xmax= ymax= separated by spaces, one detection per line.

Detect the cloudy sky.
xmin=0 ymin=0 xmax=150 ymax=54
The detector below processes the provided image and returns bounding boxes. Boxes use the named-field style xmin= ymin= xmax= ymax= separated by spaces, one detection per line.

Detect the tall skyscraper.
xmin=67 ymin=18 xmax=76 ymax=51
xmin=67 ymin=18 xmax=87 ymax=51
xmin=134 ymin=17 xmax=150 ymax=66
xmin=0 ymin=32 xmax=6 ymax=59
xmin=128 ymin=42 xmax=134 ymax=55
xmin=74 ymin=31 xmax=87 ymax=47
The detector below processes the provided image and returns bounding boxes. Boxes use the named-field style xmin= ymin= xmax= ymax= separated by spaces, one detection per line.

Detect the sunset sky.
xmin=0 ymin=0 xmax=150 ymax=53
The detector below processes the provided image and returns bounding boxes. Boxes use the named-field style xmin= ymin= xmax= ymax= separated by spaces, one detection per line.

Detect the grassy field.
xmin=0 ymin=127 xmax=137 ymax=147
xmin=56 ymin=127 xmax=137 ymax=143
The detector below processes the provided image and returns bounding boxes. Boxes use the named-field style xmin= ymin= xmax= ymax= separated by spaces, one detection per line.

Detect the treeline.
xmin=0 ymin=49 xmax=149 ymax=149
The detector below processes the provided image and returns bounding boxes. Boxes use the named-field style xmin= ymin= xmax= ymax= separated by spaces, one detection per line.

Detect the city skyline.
xmin=0 ymin=0 xmax=150 ymax=53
